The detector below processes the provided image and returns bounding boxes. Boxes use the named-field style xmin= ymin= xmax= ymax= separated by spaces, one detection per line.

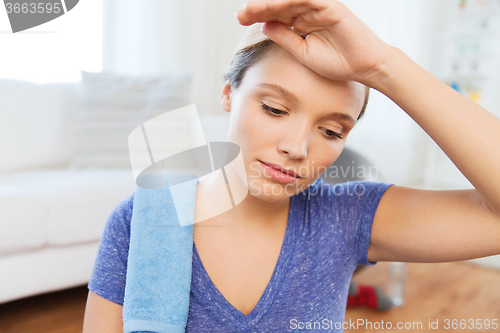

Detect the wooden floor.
xmin=345 ymin=261 xmax=500 ymax=332
xmin=0 ymin=285 xmax=88 ymax=333
xmin=0 ymin=262 xmax=499 ymax=333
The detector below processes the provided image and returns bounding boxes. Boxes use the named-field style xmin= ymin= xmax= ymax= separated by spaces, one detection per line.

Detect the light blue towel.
xmin=123 ymin=174 xmax=199 ymax=333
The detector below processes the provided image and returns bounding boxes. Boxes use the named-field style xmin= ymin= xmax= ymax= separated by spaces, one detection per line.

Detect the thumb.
xmin=261 ymin=21 xmax=306 ymax=62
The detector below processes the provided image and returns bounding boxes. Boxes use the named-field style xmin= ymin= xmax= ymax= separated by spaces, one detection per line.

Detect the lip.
xmin=259 ymin=160 xmax=302 ymax=183
xmin=260 ymin=161 xmax=301 ymax=178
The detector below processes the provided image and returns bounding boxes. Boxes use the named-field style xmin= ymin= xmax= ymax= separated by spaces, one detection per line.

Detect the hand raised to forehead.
xmin=236 ymin=0 xmax=393 ymax=87
xmin=237 ymin=0 xmax=341 ymax=32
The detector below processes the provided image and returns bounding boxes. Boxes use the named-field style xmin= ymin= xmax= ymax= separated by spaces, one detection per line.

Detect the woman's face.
xmin=221 ymin=45 xmax=366 ymax=204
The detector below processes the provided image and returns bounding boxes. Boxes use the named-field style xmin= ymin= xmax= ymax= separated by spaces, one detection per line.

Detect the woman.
xmin=83 ymin=1 xmax=500 ymax=332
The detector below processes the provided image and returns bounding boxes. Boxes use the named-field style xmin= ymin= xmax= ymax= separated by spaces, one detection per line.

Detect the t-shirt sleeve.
xmin=312 ymin=179 xmax=393 ymax=266
xmin=87 ymin=191 xmax=134 ymax=306
xmin=349 ymin=181 xmax=393 ymax=266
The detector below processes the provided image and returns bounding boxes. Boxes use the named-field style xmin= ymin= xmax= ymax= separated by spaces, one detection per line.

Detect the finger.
xmin=250 ymin=0 xmax=328 ymax=12
xmin=291 ymin=9 xmax=339 ymax=34
xmin=260 ymin=21 xmax=306 ymax=62
xmin=237 ymin=11 xmax=297 ymax=27
xmin=237 ymin=0 xmax=327 ymax=26
xmin=237 ymin=8 xmax=306 ymax=27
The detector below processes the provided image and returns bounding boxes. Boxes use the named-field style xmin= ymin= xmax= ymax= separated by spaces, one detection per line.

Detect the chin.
xmin=246 ymin=177 xmax=299 ymax=203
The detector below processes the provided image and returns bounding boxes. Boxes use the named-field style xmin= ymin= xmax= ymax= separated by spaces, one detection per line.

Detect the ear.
xmin=220 ymin=80 xmax=232 ymax=113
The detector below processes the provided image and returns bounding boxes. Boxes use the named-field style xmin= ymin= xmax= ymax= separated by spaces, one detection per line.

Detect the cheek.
xmin=226 ymin=107 xmax=273 ymax=153
xmin=308 ymin=145 xmax=344 ymax=178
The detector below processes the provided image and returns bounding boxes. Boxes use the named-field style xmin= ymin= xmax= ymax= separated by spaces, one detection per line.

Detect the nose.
xmin=277 ymin=122 xmax=308 ymax=160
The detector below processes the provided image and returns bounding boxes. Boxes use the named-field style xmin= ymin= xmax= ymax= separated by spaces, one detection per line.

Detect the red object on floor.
xmin=347 ymin=284 xmax=378 ymax=309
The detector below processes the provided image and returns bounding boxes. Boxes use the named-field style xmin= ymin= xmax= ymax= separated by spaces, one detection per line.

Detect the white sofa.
xmin=0 ymin=76 xmax=230 ymax=304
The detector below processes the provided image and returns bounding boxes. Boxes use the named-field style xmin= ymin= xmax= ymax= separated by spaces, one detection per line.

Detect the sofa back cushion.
xmin=67 ymin=71 xmax=195 ymax=169
xmin=0 ymin=79 xmax=78 ymax=175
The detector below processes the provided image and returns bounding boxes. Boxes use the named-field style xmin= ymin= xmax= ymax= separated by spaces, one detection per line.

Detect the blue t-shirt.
xmin=88 ymin=178 xmax=393 ymax=332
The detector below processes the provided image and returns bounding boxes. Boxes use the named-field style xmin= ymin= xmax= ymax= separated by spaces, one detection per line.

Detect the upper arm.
xmin=83 ymin=290 xmax=123 ymax=333
xmin=84 ymin=193 xmax=133 ymax=332
xmin=87 ymin=193 xmax=133 ymax=307
xmin=368 ymin=185 xmax=500 ymax=263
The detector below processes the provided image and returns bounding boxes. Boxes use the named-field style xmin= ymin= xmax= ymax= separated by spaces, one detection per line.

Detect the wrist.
xmin=358 ymin=46 xmax=408 ymax=93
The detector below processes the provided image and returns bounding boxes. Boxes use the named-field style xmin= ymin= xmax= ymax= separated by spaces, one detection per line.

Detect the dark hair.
xmin=223 ymin=24 xmax=370 ymax=121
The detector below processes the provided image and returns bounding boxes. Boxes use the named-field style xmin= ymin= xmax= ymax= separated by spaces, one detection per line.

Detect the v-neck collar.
xmin=192 ymin=194 xmax=298 ymax=331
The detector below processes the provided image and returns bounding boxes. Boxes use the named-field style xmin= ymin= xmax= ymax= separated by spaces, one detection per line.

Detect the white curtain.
xmin=339 ymin=0 xmax=478 ymax=190
xmin=337 ymin=0 xmax=439 ymax=187
xmin=102 ymin=0 xmax=481 ymax=190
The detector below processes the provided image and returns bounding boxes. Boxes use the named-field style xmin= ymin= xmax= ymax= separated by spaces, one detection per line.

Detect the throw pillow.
xmin=68 ymin=70 xmax=195 ymax=169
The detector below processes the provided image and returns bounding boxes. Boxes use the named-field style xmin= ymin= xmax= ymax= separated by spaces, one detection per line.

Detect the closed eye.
xmin=322 ymin=128 xmax=343 ymax=140
xmin=261 ymin=103 xmax=287 ymax=116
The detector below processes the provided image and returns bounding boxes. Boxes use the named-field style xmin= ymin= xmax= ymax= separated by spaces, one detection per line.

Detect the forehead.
xmin=239 ymin=46 xmax=366 ymax=119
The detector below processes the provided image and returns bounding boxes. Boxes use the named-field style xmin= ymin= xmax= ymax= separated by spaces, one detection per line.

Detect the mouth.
xmin=258 ymin=160 xmax=302 ymax=183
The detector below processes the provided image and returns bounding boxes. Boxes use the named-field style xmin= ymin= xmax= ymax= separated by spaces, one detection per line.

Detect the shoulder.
xmin=103 ymin=191 xmax=135 ymax=242
xmin=112 ymin=191 xmax=135 ymax=216
xmin=297 ymin=178 xmax=394 ymax=227
xmin=290 ymin=178 xmax=391 ymax=224
xmin=303 ymin=177 xmax=393 ymax=206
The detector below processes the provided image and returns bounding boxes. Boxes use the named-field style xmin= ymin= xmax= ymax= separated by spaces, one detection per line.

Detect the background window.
xmin=0 ymin=0 xmax=103 ymax=83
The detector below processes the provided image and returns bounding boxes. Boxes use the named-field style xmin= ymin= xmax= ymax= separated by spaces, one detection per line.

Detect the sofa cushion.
xmin=68 ymin=71 xmax=195 ymax=169
xmin=0 ymin=242 xmax=100 ymax=304
xmin=0 ymin=169 xmax=137 ymax=249
xmin=0 ymin=186 xmax=47 ymax=255
xmin=0 ymin=79 xmax=78 ymax=175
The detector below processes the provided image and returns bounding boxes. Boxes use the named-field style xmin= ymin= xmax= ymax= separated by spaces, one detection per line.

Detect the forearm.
xmin=366 ymin=47 xmax=500 ymax=216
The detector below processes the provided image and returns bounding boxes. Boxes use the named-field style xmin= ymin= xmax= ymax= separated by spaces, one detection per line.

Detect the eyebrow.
xmin=256 ymin=83 xmax=299 ymax=104
xmin=256 ymin=83 xmax=356 ymax=126
xmin=323 ymin=112 xmax=356 ymax=126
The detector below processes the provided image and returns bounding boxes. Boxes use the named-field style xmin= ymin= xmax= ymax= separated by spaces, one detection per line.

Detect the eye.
xmin=322 ymin=128 xmax=343 ymax=140
xmin=261 ymin=103 xmax=288 ymax=116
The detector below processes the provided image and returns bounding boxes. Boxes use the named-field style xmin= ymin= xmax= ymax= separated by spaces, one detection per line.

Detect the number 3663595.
xmin=443 ymin=318 xmax=498 ymax=330
xmin=5 ymin=3 xmax=62 ymax=14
